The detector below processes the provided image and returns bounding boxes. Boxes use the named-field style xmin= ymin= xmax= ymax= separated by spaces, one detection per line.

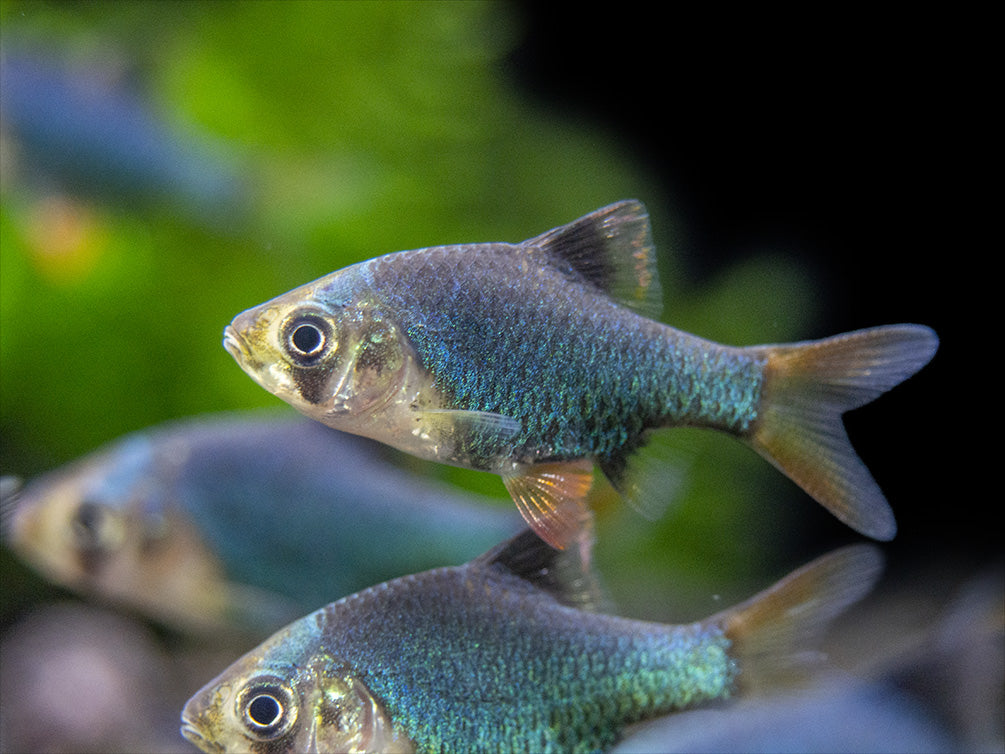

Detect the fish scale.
xmin=315 ymin=559 xmax=735 ymax=753
xmin=367 ymin=245 xmax=759 ymax=462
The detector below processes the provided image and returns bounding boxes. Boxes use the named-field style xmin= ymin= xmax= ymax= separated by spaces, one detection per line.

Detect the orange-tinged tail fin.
xmin=716 ymin=544 xmax=883 ymax=694
xmin=748 ymin=324 xmax=938 ymax=540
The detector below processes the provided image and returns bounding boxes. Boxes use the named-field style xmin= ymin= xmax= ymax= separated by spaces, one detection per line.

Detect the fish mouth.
xmin=222 ymin=325 xmax=248 ymax=363
xmin=180 ymin=719 xmax=222 ymax=754
xmin=223 ymin=324 xmax=287 ymax=394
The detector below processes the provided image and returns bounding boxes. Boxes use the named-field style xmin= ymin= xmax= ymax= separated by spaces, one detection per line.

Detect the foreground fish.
xmin=1 ymin=412 xmax=518 ymax=635
xmin=181 ymin=531 xmax=881 ymax=753
xmin=223 ymin=200 xmax=938 ymax=548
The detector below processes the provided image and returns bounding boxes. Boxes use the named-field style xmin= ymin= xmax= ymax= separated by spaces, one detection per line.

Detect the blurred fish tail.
xmin=748 ymin=324 xmax=939 ymax=539
xmin=718 ymin=544 xmax=883 ymax=694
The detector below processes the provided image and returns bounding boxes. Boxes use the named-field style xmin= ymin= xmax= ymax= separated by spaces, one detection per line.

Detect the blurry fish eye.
xmin=71 ymin=501 xmax=122 ymax=553
xmin=282 ymin=313 xmax=333 ymax=364
xmin=238 ymin=680 xmax=296 ymax=739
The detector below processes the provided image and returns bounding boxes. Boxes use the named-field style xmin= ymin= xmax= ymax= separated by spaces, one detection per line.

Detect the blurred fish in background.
xmin=616 ymin=678 xmax=957 ymax=754
xmin=0 ymin=601 xmax=195 ymax=754
xmin=2 ymin=411 xmax=520 ymax=637
xmin=0 ymin=40 xmax=254 ymax=318
xmin=0 ymin=50 xmax=249 ymax=228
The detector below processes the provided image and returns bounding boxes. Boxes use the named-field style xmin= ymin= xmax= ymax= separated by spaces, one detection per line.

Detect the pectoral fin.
xmin=502 ymin=460 xmax=595 ymax=551
xmin=419 ymin=408 xmax=521 ymax=436
xmin=413 ymin=408 xmax=522 ymax=462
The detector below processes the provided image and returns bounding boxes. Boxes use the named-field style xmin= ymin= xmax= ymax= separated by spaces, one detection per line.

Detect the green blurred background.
xmin=0 ymin=0 xmax=985 ymax=627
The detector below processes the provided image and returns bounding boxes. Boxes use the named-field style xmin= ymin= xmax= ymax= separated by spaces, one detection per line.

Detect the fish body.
xmin=224 ymin=200 xmax=939 ymax=548
xmin=2 ymin=412 xmax=519 ymax=635
xmin=180 ymin=531 xmax=881 ymax=753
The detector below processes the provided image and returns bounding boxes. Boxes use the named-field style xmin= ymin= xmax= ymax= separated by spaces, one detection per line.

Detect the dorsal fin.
xmin=523 ymin=200 xmax=663 ymax=319
xmin=477 ymin=529 xmax=604 ymax=611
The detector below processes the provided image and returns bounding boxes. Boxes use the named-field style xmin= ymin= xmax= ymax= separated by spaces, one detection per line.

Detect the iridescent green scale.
xmin=368 ymin=244 xmax=764 ymax=470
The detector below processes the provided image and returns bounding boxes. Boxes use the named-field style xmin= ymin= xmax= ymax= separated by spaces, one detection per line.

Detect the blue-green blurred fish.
xmin=223 ymin=200 xmax=939 ymax=549
xmin=0 ymin=51 xmax=246 ymax=223
xmin=180 ymin=531 xmax=881 ymax=754
xmin=1 ymin=412 xmax=519 ymax=635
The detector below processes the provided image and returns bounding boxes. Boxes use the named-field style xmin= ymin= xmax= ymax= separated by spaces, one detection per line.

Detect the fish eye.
xmin=71 ymin=501 xmax=123 ymax=553
xmin=282 ymin=312 xmax=333 ymax=365
xmin=238 ymin=678 xmax=296 ymax=740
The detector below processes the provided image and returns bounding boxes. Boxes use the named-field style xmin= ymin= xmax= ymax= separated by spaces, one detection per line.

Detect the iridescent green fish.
xmin=223 ymin=201 xmax=938 ymax=548
xmin=180 ymin=531 xmax=881 ymax=754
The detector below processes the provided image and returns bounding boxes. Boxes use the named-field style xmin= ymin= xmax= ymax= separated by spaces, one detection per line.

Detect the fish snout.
xmin=222 ymin=325 xmax=248 ymax=363
xmin=224 ymin=305 xmax=282 ymax=368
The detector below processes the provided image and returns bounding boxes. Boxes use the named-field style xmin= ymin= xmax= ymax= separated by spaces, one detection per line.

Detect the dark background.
xmin=505 ymin=6 xmax=988 ymax=567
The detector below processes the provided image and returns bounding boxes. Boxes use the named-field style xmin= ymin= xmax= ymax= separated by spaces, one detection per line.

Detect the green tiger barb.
xmin=223 ymin=200 xmax=938 ymax=548
xmin=181 ymin=531 xmax=880 ymax=754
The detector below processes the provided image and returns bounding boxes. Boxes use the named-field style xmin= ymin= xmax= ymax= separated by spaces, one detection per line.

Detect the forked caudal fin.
xmin=748 ymin=324 xmax=939 ymax=540
xmin=717 ymin=544 xmax=884 ymax=694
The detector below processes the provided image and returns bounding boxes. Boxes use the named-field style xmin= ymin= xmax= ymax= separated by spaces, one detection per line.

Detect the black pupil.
xmin=291 ymin=323 xmax=323 ymax=354
xmin=248 ymin=694 xmax=282 ymax=727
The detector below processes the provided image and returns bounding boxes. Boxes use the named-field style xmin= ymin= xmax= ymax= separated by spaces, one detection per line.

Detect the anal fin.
xmin=598 ymin=431 xmax=692 ymax=523
xmin=411 ymin=408 xmax=521 ymax=463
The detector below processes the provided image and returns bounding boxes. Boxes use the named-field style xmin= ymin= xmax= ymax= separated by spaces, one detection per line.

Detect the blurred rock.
xmin=0 ymin=602 xmax=194 ymax=753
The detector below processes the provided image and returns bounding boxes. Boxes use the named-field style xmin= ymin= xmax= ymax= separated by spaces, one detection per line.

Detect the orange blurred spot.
xmin=24 ymin=196 xmax=108 ymax=284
